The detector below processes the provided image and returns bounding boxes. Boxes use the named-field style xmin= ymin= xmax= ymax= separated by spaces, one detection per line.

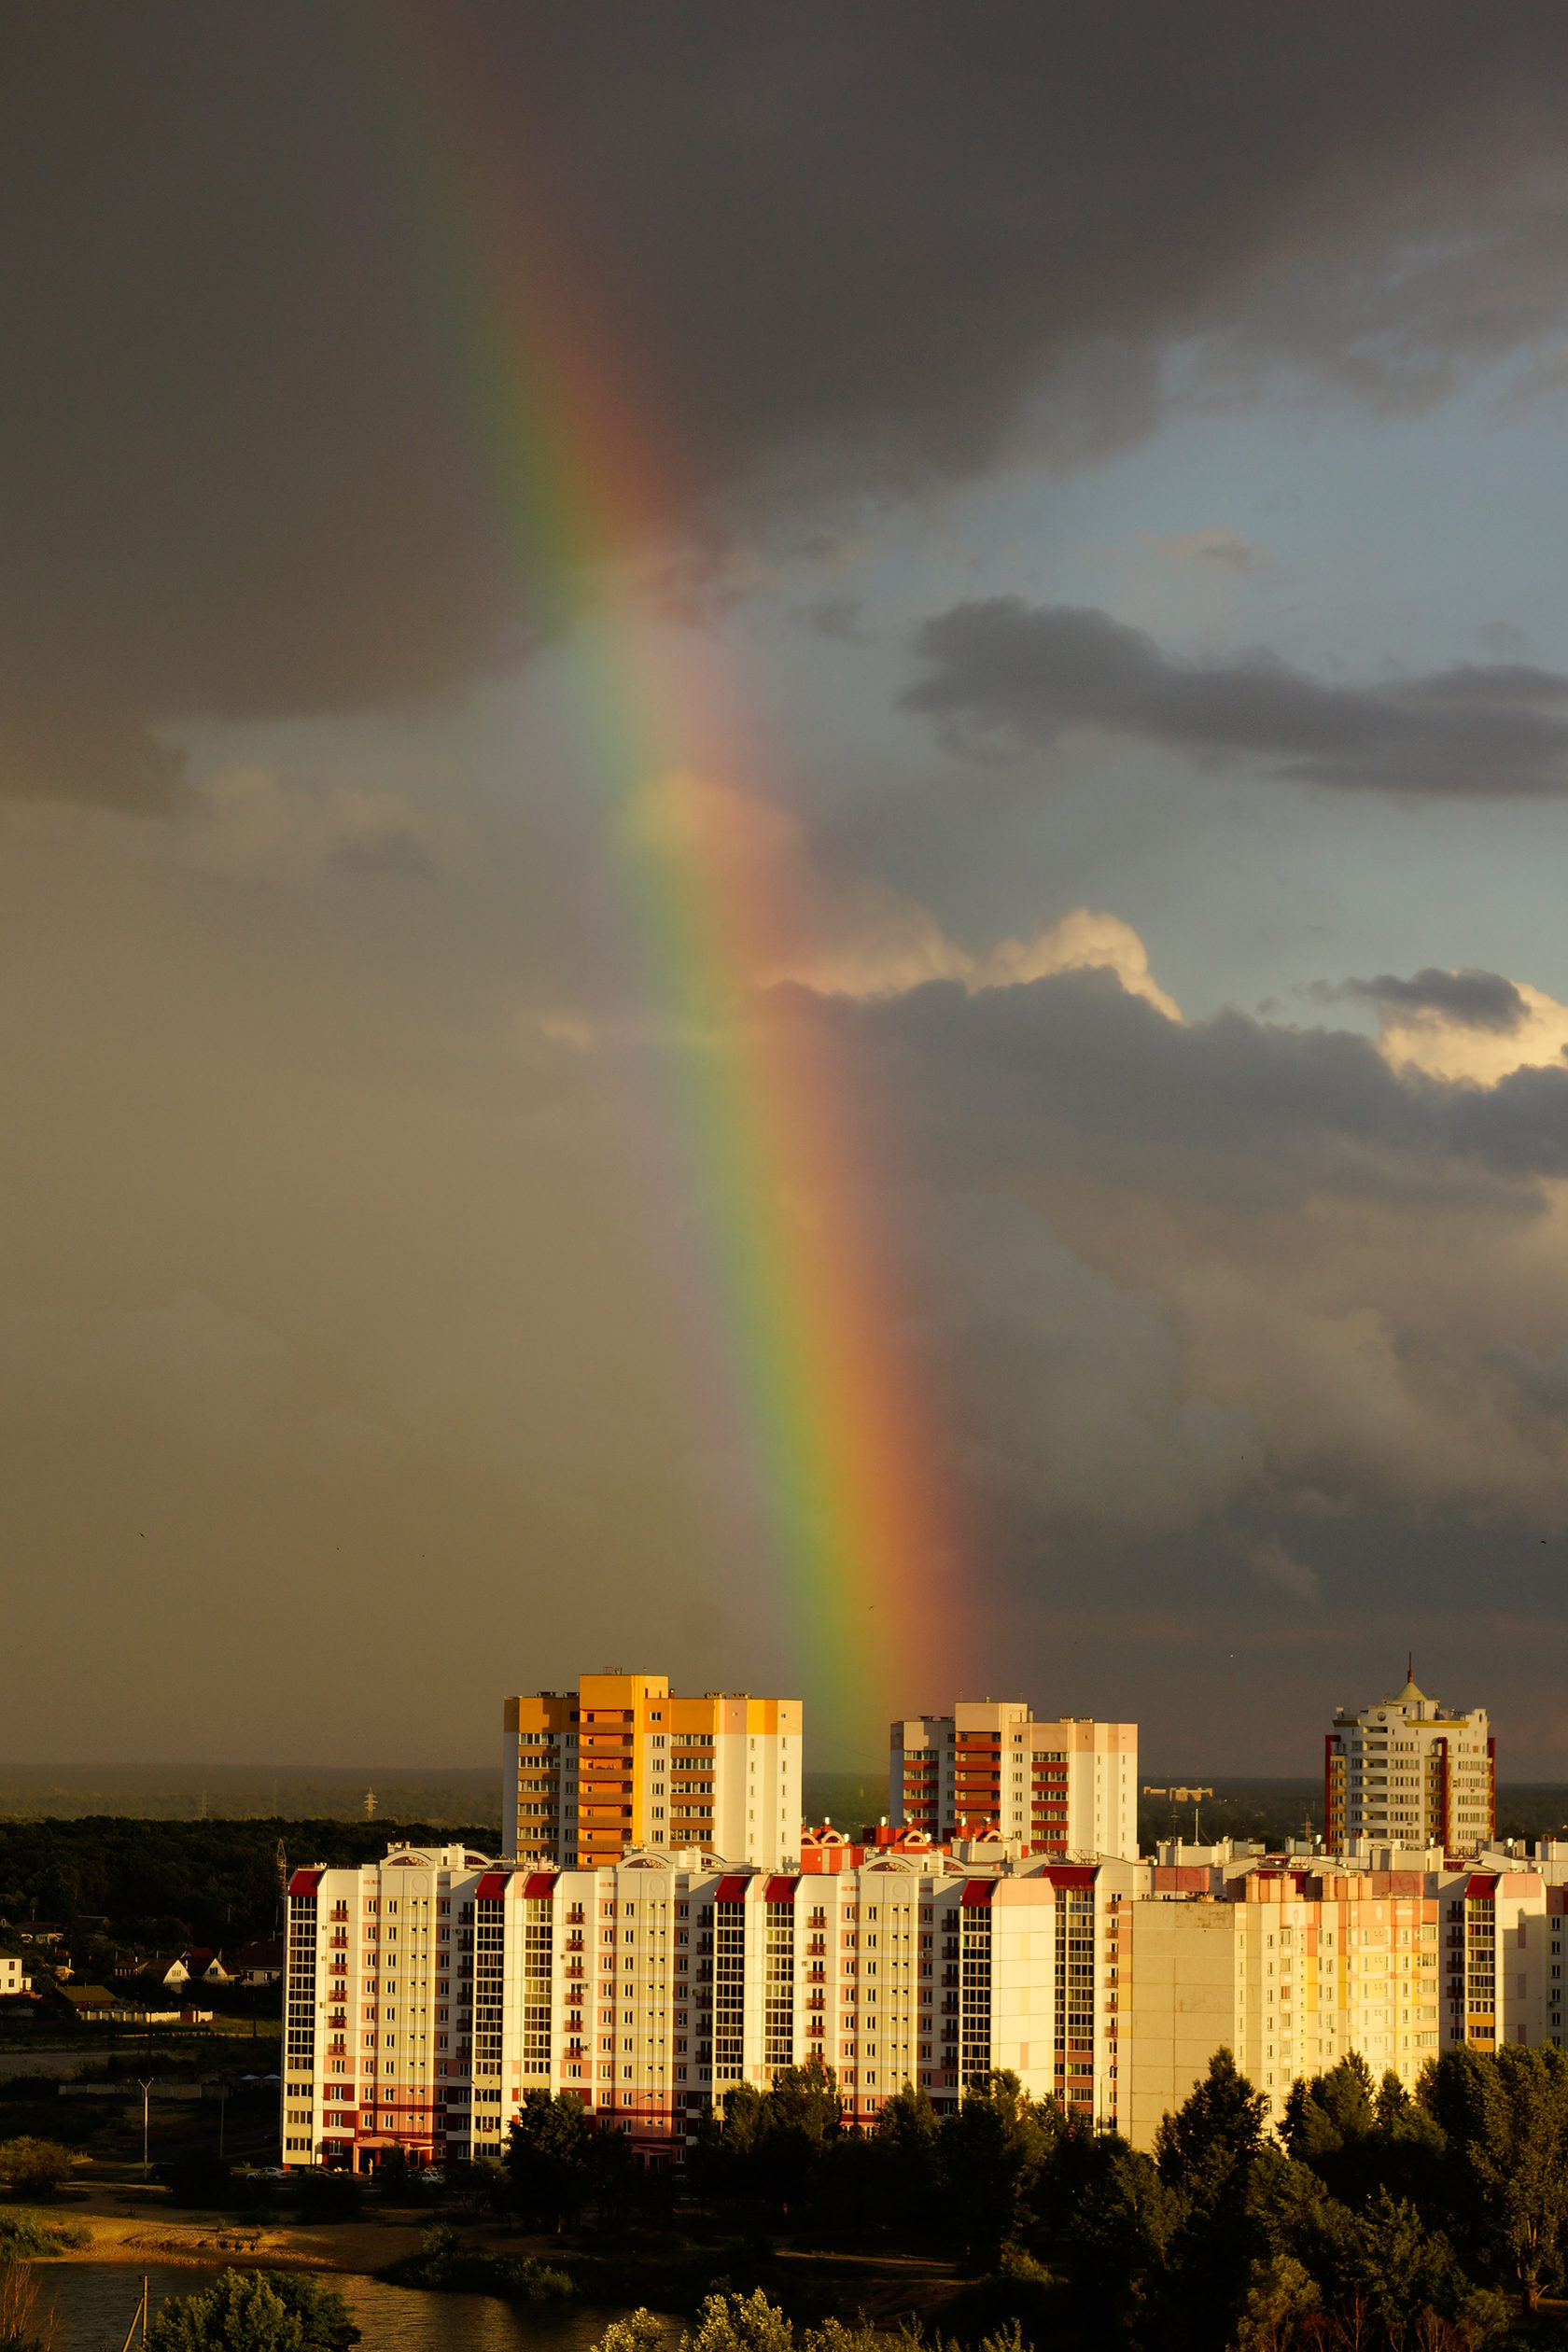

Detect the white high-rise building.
xmin=279 ymin=1840 xmax=1139 ymax=2171
xmin=1323 ymin=1669 xmax=1493 ymax=1854
xmin=889 ymin=1702 xmax=1138 ymax=1859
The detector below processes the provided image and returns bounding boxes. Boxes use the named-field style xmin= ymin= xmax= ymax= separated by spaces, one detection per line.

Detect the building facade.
xmin=1323 ymin=1672 xmax=1493 ymax=1853
xmin=890 ymin=1703 xmax=1138 ymax=1858
xmin=280 ymin=1839 xmax=1562 ymax=2172
xmin=1127 ymin=1859 xmax=1549 ymax=2146
xmin=280 ymin=1842 xmax=1135 ymax=2171
xmin=502 ymin=1673 xmax=802 ymax=1870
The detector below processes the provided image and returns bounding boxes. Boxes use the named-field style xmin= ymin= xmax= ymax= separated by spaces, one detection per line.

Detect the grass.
xmin=0 ymin=2209 xmax=91 ymax=2258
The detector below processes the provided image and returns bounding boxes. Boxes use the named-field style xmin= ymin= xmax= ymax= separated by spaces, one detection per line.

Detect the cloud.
xmin=803 ymin=962 xmax=1568 ymax=1540
xmin=1137 ymin=526 xmax=1267 ymax=573
xmin=903 ymin=598 xmax=1568 ymax=795
xmin=9 ymin=7 xmax=1568 ymax=802
xmin=1249 ymin=1534 xmax=1322 ymax=1605
xmin=1336 ymin=968 xmax=1530 ymax=1033
xmin=620 ymin=767 xmax=1180 ymax=1015
xmin=1324 ymin=964 xmax=1568 ymax=1085
xmin=175 ymin=769 xmax=465 ymax=887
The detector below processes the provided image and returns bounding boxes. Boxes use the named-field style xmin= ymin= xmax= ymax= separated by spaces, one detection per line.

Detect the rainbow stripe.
xmin=343 ymin=10 xmax=964 ymax=1735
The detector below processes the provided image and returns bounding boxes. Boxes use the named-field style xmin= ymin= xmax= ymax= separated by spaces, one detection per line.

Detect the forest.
xmin=0 ymin=1817 xmax=493 ymax=1955
xmin=499 ymin=2047 xmax=1568 ymax=2351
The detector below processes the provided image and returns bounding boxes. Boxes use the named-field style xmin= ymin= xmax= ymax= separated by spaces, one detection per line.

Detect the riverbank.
xmin=29 ymin=2196 xmax=961 ymax=2329
xmin=22 ymin=2191 xmax=433 ymax=2275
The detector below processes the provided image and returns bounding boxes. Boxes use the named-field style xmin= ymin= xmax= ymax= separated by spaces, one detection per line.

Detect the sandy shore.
xmin=43 ymin=2198 xmax=431 ymax=2275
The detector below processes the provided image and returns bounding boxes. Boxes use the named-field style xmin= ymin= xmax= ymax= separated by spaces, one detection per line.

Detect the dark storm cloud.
xmin=7 ymin=2 xmax=1568 ymax=805
xmin=805 ymin=968 xmax=1568 ymax=1200
xmin=903 ymin=602 xmax=1568 ymax=796
xmin=1333 ymin=969 xmax=1530 ymax=1033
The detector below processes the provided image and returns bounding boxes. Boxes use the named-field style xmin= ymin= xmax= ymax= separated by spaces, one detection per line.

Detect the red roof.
xmin=1464 ymin=1874 xmax=1499 ymax=1897
xmin=474 ymin=1870 xmax=511 ymax=1900
xmin=714 ymin=1874 xmax=749 ymax=1903
xmin=960 ymin=1880 xmax=997 ymax=1906
xmin=286 ymin=1869 xmax=323 ymax=1897
xmin=1041 ymin=1867 xmax=1099 ymax=1891
xmin=764 ymin=1875 xmax=800 ymax=1902
xmin=522 ymin=1872 xmax=557 ymax=1898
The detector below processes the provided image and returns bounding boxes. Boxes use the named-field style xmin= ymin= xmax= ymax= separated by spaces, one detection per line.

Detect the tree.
xmin=874 ymin=2079 xmax=940 ymax=2241
xmin=1428 ymin=2041 xmax=1568 ymax=2310
xmin=753 ymin=2058 xmax=842 ymax=2216
xmin=936 ymin=2071 xmax=1048 ymax=2265
xmin=147 ymin=2271 xmax=304 ymax=2352
xmin=1052 ymin=2133 xmax=1175 ymax=2341
xmin=1155 ymin=2048 xmax=1267 ymax=2198
xmin=591 ymin=2121 xmax=639 ymax=2228
xmin=262 ymin=2275 xmax=359 ymax=2352
xmin=505 ymin=2091 xmax=594 ymax=2232
xmin=1155 ymin=2052 xmax=1270 ymax=2352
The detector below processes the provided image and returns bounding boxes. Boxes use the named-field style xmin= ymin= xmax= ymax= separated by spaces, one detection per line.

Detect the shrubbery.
xmin=146 ymin=2270 xmax=359 ymax=2352
xmin=0 ymin=2146 xmax=73 ymax=2203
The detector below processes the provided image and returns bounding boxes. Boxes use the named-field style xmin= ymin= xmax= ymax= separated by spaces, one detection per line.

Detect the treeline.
xmin=0 ymin=1818 xmax=493 ymax=1954
xmin=509 ymin=2046 xmax=1568 ymax=2349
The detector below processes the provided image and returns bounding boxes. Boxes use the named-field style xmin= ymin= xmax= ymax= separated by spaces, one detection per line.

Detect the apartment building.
xmin=279 ymin=1831 xmax=1564 ymax=2172
xmin=502 ymin=1673 xmax=802 ymax=1870
xmin=1323 ymin=1671 xmax=1493 ymax=1852
xmin=890 ymin=1702 xmax=1138 ymax=1859
xmin=1127 ymin=1860 xmax=1549 ymax=2149
xmin=280 ymin=1842 xmax=1136 ymax=2170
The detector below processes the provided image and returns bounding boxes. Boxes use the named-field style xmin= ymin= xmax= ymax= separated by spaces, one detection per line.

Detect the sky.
xmin=7 ymin=4 xmax=1568 ymax=1778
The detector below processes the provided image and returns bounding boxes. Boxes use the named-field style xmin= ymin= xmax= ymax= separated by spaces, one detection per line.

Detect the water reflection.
xmin=37 ymin=2264 xmax=665 ymax=2352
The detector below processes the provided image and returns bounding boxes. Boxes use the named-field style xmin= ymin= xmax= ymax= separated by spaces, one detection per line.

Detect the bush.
xmin=0 ymin=2213 xmax=88 ymax=2258
xmin=147 ymin=2271 xmax=360 ymax=2352
xmin=158 ymin=2150 xmax=235 ymax=2208
xmin=294 ymin=2171 xmax=363 ymax=2224
xmin=0 ymin=2256 xmax=55 ymax=2352
xmin=377 ymin=2221 xmax=573 ymax=2303
xmin=257 ymin=2275 xmax=359 ymax=2352
xmin=0 ymin=2145 xmax=73 ymax=2203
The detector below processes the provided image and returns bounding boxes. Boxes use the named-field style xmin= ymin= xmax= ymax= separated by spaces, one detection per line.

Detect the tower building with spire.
xmin=1324 ymin=1666 xmax=1493 ymax=1854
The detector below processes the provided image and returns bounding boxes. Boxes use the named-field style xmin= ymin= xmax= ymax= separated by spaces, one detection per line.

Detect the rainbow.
xmin=343 ymin=10 xmax=965 ymax=1736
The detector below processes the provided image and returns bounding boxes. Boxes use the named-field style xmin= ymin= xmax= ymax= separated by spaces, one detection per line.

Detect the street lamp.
xmin=136 ymin=2079 xmax=155 ymax=2182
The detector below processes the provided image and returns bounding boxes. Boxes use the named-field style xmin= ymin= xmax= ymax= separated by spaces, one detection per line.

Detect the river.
xmin=31 ymin=2264 xmax=671 ymax=2352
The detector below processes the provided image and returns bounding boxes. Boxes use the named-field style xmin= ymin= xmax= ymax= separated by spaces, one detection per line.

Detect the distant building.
xmin=117 ymin=1955 xmax=189 ymax=1991
xmin=181 ymin=1948 xmax=232 ymax=1986
xmin=502 ymin=1672 xmax=801 ymax=1871
xmin=230 ymin=1939 xmax=285 ymax=1985
xmin=889 ymin=1702 xmax=1138 ymax=1859
xmin=0 ymin=1956 xmax=33 ymax=1998
xmin=1323 ymin=1670 xmax=1493 ymax=1853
